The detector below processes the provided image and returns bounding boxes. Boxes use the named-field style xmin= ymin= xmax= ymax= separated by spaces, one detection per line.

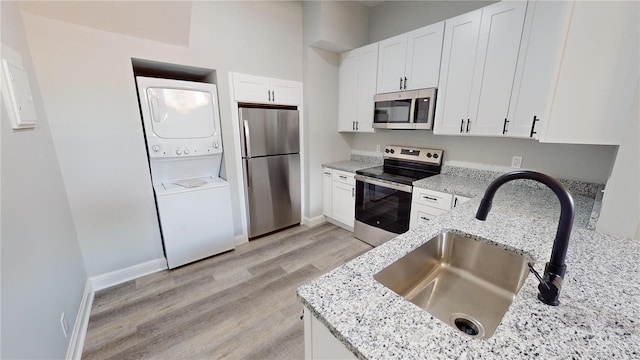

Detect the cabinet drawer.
xmin=332 ymin=170 xmax=355 ymax=185
xmin=410 ymin=203 xmax=447 ymax=228
xmin=413 ymin=188 xmax=453 ymax=210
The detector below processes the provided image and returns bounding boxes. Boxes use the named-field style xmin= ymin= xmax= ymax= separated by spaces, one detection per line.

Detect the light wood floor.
xmin=82 ymin=223 xmax=372 ymax=359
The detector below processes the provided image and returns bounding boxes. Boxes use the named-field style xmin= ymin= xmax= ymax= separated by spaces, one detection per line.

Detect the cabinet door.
xmin=338 ymin=50 xmax=359 ymax=132
xmin=404 ymin=22 xmax=445 ymax=90
xmin=233 ymin=73 xmax=270 ymax=103
xmin=507 ymin=1 xmax=571 ymax=138
xmin=332 ymin=182 xmax=355 ymax=228
xmin=453 ymin=195 xmax=471 ymax=208
xmin=271 ymin=78 xmax=301 ymax=105
xmin=356 ymin=43 xmax=378 ymax=133
xmin=433 ymin=9 xmax=482 ymax=135
xmin=468 ymin=1 xmax=527 ymax=136
xmin=322 ymin=169 xmax=333 ymax=217
xmin=542 ymin=1 xmax=639 ymax=145
xmin=376 ymin=34 xmax=408 ymax=94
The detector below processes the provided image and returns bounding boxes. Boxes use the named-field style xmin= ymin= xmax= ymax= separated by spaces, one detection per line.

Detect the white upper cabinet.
xmin=468 ymin=1 xmax=527 ymax=136
xmin=510 ymin=0 xmax=639 ymax=144
xmin=376 ymin=22 xmax=444 ymax=94
xmin=433 ymin=9 xmax=482 ymax=135
xmin=233 ymin=73 xmax=301 ymax=106
xmin=338 ymin=43 xmax=378 ymax=133
xmin=434 ymin=1 xmax=527 ymax=136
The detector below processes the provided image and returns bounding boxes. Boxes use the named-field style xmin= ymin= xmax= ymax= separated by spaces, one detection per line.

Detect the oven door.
xmin=355 ymin=175 xmax=413 ymax=235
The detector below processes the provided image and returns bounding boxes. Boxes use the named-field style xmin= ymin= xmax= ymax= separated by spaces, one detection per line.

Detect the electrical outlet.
xmin=376 ymin=144 xmax=381 ymax=152
xmin=511 ymin=156 xmax=523 ymax=168
xmin=60 ymin=313 xmax=69 ymax=338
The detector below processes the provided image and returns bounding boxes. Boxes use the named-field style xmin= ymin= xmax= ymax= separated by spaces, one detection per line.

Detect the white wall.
xmin=597 ymin=82 xmax=640 ymax=239
xmin=20 ymin=1 xmax=303 ymax=277
xmin=369 ymin=0 xmax=497 ymax=42
xmin=1 ymin=2 xmax=87 ymax=358
xmin=345 ymin=132 xmax=616 ymax=183
xmin=302 ymin=1 xmax=367 ymax=220
xmin=305 ymin=1 xmax=369 ymax=52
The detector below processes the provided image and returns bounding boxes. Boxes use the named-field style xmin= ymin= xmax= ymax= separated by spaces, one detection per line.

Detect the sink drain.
xmin=454 ymin=317 xmax=480 ymax=336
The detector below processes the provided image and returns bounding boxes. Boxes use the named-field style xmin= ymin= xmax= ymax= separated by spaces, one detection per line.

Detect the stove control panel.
xmin=383 ymin=145 xmax=443 ymax=165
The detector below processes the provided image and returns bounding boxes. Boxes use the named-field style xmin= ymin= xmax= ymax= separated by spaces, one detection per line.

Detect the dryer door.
xmin=146 ymin=87 xmax=217 ymax=139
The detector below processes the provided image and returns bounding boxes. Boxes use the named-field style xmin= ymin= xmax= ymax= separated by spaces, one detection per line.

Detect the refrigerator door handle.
xmin=243 ymin=120 xmax=252 ymax=157
xmin=244 ymin=159 xmax=251 ymax=189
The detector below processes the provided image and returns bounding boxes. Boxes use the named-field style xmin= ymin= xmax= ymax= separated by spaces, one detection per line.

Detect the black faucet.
xmin=475 ymin=170 xmax=574 ymax=306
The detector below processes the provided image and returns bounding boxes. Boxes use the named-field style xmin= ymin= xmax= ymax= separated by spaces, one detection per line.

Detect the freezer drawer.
xmin=244 ymin=154 xmax=301 ymax=238
xmin=156 ymin=183 xmax=234 ymax=268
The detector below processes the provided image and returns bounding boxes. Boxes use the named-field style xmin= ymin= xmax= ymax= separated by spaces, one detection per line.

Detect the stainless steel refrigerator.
xmin=239 ymin=105 xmax=301 ymax=238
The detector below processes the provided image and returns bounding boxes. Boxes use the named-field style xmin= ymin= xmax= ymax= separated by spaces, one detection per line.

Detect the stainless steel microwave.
xmin=373 ymin=88 xmax=436 ymax=130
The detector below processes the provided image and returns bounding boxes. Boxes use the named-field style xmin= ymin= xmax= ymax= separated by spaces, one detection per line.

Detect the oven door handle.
xmin=355 ymin=175 xmax=412 ymax=193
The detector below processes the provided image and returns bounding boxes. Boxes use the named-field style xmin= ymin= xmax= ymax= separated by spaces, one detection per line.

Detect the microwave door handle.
xmin=408 ymin=98 xmax=417 ymax=128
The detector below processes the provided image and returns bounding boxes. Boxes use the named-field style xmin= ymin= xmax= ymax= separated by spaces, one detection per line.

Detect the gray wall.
xmin=1 ymin=2 xmax=87 ymax=358
xmin=346 ymin=132 xmax=616 ymax=183
xmin=350 ymin=0 xmax=617 ymax=184
xmin=369 ymin=0 xmax=497 ymax=42
xmin=20 ymin=1 xmax=304 ymax=276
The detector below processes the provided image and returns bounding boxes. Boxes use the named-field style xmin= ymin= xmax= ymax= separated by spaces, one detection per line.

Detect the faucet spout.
xmin=475 ymin=170 xmax=575 ymax=306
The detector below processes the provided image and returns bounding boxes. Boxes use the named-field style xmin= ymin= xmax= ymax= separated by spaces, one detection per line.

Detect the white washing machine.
xmin=137 ymin=77 xmax=235 ymax=268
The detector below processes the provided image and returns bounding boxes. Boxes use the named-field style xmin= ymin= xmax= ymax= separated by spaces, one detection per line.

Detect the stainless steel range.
xmin=354 ymin=145 xmax=443 ymax=247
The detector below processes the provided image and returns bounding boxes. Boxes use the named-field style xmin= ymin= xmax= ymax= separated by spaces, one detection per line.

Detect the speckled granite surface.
xmin=322 ymin=156 xmax=382 ymax=173
xmin=298 ymin=188 xmax=639 ymax=359
xmin=440 ymin=165 xmax=604 ymax=198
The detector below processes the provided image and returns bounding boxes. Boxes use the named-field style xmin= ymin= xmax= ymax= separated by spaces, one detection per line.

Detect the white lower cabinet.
xmin=410 ymin=188 xmax=471 ymax=228
xmin=322 ymin=169 xmax=356 ymax=230
xmin=322 ymin=169 xmax=333 ymax=218
xmin=304 ymin=308 xmax=356 ymax=360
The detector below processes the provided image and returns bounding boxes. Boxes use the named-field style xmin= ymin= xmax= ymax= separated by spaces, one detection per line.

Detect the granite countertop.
xmin=297 ymin=186 xmax=639 ymax=358
xmin=322 ymin=156 xmax=382 ymax=173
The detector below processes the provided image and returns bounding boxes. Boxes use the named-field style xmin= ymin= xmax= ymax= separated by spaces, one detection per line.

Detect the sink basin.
xmin=374 ymin=230 xmax=531 ymax=339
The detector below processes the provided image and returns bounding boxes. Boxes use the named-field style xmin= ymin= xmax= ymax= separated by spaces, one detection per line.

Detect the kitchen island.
xmin=298 ymin=180 xmax=639 ymax=358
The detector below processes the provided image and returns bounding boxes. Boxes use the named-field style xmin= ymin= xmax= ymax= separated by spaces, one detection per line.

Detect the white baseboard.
xmin=302 ymin=215 xmax=326 ymax=227
xmin=89 ymin=258 xmax=167 ymax=292
xmin=326 ymin=217 xmax=354 ymax=232
xmin=66 ymin=280 xmax=94 ymax=360
xmin=234 ymin=234 xmax=248 ymax=246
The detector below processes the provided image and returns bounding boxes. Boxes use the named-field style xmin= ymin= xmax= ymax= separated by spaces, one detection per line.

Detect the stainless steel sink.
xmin=374 ymin=230 xmax=531 ymax=339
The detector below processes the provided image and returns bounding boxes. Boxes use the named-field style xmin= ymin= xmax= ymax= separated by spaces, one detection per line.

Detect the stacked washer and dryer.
xmin=137 ymin=77 xmax=234 ymax=269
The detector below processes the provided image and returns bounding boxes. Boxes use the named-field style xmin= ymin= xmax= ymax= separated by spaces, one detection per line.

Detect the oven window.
xmin=374 ymin=99 xmax=412 ymax=123
xmin=355 ymin=181 xmax=412 ymax=234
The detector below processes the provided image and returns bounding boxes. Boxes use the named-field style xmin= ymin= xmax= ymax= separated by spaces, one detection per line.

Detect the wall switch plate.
xmin=60 ymin=313 xmax=69 ymax=338
xmin=376 ymin=145 xmax=381 ymax=152
xmin=511 ymin=156 xmax=523 ymax=168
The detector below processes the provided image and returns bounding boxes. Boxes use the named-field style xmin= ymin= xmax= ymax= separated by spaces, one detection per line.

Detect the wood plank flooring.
xmin=82 ymin=223 xmax=372 ymax=359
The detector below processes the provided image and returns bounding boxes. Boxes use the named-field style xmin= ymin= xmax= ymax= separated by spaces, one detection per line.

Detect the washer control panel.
xmin=148 ymin=140 xmax=221 ymax=158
